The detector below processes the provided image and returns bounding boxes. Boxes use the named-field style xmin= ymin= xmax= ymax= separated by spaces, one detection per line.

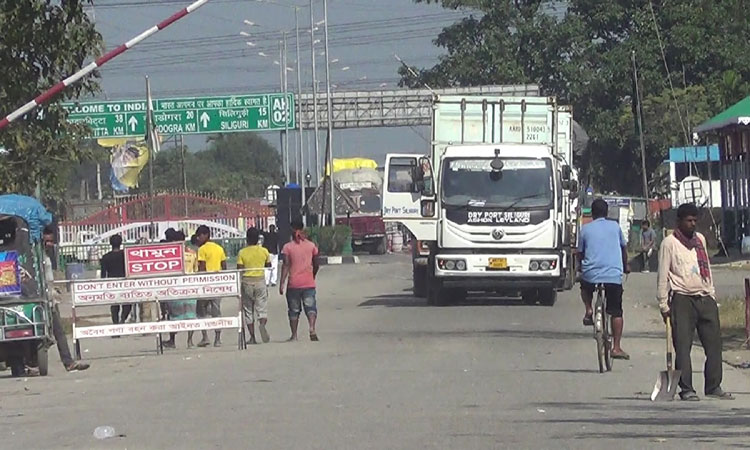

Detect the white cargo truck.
xmin=383 ymin=96 xmax=579 ymax=306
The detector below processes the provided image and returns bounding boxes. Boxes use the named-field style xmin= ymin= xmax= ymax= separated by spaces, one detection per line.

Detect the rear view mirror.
xmin=418 ymin=157 xmax=435 ymax=197
xmin=421 ymin=199 xmax=435 ymax=218
xmin=562 ymin=165 xmax=572 ymax=182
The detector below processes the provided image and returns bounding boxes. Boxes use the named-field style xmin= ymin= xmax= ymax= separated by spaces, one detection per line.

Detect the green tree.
xmin=0 ymin=1 xmax=103 ymax=202
xmin=147 ymin=133 xmax=282 ymax=199
xmin=402 ymin=0 xmax=750 ymax=194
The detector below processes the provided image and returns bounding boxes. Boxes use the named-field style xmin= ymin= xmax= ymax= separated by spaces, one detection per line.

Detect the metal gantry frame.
xmin=296 ymin=85 xmax=540 ymax=130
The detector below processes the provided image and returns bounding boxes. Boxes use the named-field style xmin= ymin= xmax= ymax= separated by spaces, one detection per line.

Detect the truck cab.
xmin=383 ymin=95 xmax=579 ymax=306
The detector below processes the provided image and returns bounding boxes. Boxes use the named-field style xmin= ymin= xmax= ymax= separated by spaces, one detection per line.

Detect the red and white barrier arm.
xmin=0 ymin=0 xmax=211 ymax=131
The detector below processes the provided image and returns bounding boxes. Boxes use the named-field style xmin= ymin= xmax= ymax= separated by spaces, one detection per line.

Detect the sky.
xmin=89 ymin=0 xmax=472 ymax=175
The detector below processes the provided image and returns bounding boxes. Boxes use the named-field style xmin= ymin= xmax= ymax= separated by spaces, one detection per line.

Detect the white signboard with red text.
xmin=74 ymin=315 xmax=241 ymax=340
xmin=125 ymin=243 xmax=185 ymax=278
xmin=71 ymin=272 xmax=240 ymax=306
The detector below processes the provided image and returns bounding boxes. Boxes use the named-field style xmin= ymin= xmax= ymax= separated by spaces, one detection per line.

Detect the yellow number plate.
xmin=488 ymin=258 xmax=508 ymax=269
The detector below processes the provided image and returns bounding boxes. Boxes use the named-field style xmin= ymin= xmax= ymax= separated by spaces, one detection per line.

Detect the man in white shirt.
xmin=656 ymin=203 xmax=731 ymax=401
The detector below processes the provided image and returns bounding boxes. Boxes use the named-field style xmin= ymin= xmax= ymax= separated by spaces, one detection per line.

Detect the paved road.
xmin=2 ymin=254 xmax=749 ymax=449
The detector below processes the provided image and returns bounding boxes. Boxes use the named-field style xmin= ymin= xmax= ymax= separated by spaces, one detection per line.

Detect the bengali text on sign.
xmin=125 ymin=243 xmax=185 ymax=277
xmin=72 ymin=272 xmax=240 ymax=305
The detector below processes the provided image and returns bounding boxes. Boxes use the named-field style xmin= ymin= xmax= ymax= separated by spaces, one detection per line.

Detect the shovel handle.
xmin=666 ymin=316 xmax=674 ymax=371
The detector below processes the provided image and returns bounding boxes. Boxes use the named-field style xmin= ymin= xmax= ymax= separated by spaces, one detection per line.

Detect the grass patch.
xmin=719 ymin=296 xmax=747 ymax=348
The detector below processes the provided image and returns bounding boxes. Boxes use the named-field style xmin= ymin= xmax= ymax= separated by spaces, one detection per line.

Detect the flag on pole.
xmin=145 ymin=87 xmax=161 ymax=154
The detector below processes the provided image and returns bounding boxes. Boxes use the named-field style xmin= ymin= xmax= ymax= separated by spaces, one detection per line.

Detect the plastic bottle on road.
xmin=93 ymin=426 xmax=116 ymax=440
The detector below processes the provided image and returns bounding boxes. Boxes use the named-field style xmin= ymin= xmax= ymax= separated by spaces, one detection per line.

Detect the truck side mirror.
xmin=562 ymin=165 xmax=572 ymax=182
xmin=421 ymin=199 xmax=435 ymax=218
xmin=418 ymin=157 xmax=435 ymax=197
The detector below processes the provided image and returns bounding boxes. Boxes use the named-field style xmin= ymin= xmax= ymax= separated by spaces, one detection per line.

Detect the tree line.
xmin=399 ymin=0 xmax=749 ymax=195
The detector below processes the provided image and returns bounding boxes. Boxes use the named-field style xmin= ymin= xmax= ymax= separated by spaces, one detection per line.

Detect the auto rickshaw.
xmin=0 ymin=194 xmax=54 ymax=377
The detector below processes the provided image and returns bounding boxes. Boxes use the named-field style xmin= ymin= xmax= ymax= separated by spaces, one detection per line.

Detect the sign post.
xmin=63 ymin=93 xmax=295 ymax=138
xmin=124 ymin=243 xmax=185 ymax=278
xmin=69 ymin=270 xmax=246 ymax=357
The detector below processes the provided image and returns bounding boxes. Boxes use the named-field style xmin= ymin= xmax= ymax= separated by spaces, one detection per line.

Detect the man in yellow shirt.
xmin=196 ymin=225 xmax=227 ymax=347
xmin=237 ymin=227 xmax=271 ymax=344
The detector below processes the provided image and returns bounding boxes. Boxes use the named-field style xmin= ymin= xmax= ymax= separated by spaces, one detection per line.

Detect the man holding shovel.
xmin=656 ymin=203 xmax=733 ymax=401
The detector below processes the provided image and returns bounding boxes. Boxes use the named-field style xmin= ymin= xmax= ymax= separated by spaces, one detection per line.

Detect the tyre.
xmin=603 ymin=312 xmax=613 ymax=372
xmin=539 ymin=288 xmax=557 ymax=307
xmin=37 ymin=347 xmax=49 ymax=376
xmin=426 ymin=276 xmax=449 ymax=306
xmin=413 ymin=265 xmax=427 ymax=298
xmin=372 ymin=237 xmax=387 ymax=255
xmin=521 ymin=289 xmax=538 ymax=305
xmin=594 ymin=307 xmax=606 ymax=373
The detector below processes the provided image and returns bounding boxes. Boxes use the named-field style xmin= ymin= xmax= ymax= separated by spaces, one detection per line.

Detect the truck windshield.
xmin=442 ymin=158 xmax=553 ymax=208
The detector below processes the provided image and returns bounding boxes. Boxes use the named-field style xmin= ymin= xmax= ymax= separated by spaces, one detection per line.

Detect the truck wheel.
xmin=539 ymin=288 xmax=557 ymax=307
xmin=427 ymin=276 xmax=449 ymax=306
xmin=372 ymin=237 xmax=387 ymax=255
xmin=36 ymin=347 xmax=49 ymax=376
xmin=521 ymin=289 xmax=538 ymax=305
xmin=413 ymin=265 xmax=427 ymax=298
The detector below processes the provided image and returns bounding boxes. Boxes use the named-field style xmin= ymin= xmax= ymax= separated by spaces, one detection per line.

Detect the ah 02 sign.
xmin=125 ymin=243 xmax=184 ymax=278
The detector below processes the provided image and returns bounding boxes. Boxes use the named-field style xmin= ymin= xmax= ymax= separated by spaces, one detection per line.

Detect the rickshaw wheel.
xmin=37 ymin=347 xmax=48 ymax=376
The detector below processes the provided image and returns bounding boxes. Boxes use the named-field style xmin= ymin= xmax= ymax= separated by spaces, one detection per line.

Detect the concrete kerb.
xmin=317 ymin=255 xmax=359 ymax=265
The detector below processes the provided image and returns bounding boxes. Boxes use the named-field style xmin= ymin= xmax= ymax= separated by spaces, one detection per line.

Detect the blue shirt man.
xmin=578 ymin=198 xmax=630 ymax=360
xmin=579 ymin=218 xmax=626 ymax=284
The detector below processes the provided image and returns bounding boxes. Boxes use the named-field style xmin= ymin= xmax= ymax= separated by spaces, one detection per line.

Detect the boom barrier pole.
xmin=0 ymin=0 xmax=212 ymax=130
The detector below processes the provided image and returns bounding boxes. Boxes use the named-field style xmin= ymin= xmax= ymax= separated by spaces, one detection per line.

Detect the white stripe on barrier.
xmin=73 ymin=315 xmax=240 ymax=340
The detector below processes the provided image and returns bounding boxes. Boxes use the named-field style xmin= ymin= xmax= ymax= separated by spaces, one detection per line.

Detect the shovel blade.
xmin=650 ymin=370 xmax=682 ymax=401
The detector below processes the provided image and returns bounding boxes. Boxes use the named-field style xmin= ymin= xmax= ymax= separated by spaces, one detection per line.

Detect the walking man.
xmin=641 ymin=220 xmax=657 ymax=273
xmin=237 ymin=227 xmax=271 ymax=344
xmin=264 ymin=224 xmax=280 ymax=286
xmin=657 ymin=203 xmax=733 ymax=401
xmin=279 ymin=220 xmax=320 ymax=341
xmin=100 ymin=234 xmax=130 ymax=325
xmin=42 ymin=227 xmax=90 ymax=372
xmin=195 ymin=225 xmax=227 ymax=347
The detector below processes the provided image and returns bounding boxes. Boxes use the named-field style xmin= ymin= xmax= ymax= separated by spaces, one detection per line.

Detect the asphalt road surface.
xmin=2 ymin=254 xmax=749 ymax=449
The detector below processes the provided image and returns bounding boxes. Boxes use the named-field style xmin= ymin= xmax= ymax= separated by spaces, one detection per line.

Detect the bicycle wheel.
xmin=594 ymin=294 xmax=606 ymax=373
xmin=603 ymin=310 xmax=613 ymax=372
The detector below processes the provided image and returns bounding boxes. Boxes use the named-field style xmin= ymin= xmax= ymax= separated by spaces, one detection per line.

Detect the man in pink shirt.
xmin=279 ymin=219 xmax=320 ymax=341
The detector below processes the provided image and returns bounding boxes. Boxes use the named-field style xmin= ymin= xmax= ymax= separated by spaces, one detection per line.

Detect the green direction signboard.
xmin=62 ymin=93 xmax=295 ymax=138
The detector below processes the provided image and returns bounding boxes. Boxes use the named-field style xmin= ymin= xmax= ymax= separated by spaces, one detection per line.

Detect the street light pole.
xmin=282 ymin=31 xmax=290 ymax=185
xmin=309 ymin=0 xmax=321 ymax=186
xmin=295 ymin=7 xmax=307 ymax=219
xmin=322 ymin=0 xmax=335 ymax=224
xmin=278 ymin=39 xmax=286 ymax=185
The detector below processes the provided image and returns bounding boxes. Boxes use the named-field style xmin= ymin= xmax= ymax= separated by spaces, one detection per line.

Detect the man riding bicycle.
xmin=578 ymin=199 xmax=630 ymax=360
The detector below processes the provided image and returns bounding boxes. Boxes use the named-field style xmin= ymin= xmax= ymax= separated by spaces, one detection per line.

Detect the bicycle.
xmin=593 ymin=283 xmax=613 ymax=373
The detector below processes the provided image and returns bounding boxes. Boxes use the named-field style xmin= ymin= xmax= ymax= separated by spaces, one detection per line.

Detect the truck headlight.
xmin=438 ymin=258 xmax=466 ymax=271
xmin=529 ymin=259 xmax=558 ymax=271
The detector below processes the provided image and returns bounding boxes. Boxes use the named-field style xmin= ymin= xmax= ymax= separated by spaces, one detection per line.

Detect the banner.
xmin=0 ymin=251 xmax=21 ymax=297
xmin=99 ymin=138 xmax=149 ymax=193
xmin=71 ymin=271 xmax=240 ymax=306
